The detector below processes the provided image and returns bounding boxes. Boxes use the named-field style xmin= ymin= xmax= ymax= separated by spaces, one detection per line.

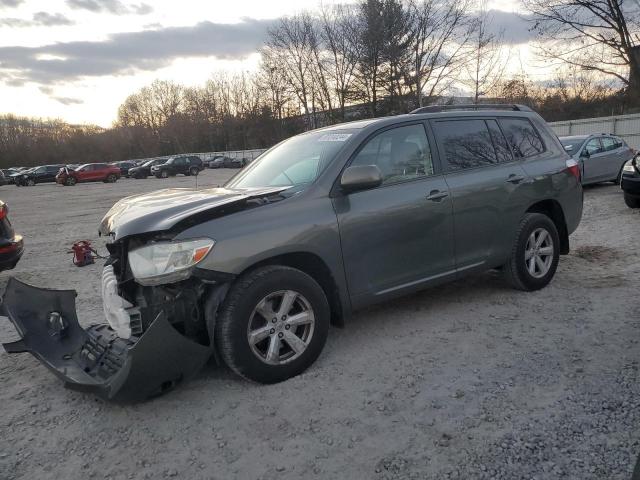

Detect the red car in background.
xmin=56 ymin=163 xmax=121 ymax=186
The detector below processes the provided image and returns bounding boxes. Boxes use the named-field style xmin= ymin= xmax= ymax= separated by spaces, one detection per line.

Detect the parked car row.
xmin=0 ymin=154 xmax=251 ymax=187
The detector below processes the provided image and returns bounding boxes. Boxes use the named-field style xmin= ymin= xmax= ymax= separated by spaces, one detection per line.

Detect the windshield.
xmin=227 ymin=130 xmax=353 ymax=189
xmin=560 ymin=138 xmax=586 ymax=153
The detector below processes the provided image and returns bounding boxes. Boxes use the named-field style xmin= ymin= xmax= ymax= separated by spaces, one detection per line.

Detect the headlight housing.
xmin=623 ymin=163 xmax=636 ymax=174
xmin=128 ymin=238 xmax=214 ymax=286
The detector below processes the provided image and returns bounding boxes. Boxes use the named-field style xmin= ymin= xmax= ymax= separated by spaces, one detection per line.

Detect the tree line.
xmin=1 ymin=0 xmax=638 ymax=168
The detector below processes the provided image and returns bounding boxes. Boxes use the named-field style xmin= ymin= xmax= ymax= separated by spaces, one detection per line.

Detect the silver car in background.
xmin=559 ymin=133 xmax=634 ymax=185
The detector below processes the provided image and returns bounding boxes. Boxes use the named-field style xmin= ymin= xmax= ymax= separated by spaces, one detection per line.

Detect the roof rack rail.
xmin=410 ymin=104 xmax=532 ymax=114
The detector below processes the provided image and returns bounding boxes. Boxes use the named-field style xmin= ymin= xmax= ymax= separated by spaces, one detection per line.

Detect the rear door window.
xmin=432 ymin=119 xmax=498 ymax=171
xmin=486 ymin=120 xmax=513 ymax=163
xmin=498 ymin=118 xmax=545 ymax=158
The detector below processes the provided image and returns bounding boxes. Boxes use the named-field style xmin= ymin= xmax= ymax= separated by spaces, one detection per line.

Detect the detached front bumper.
xmin=1 ymin=278 xmax=211 ymax=402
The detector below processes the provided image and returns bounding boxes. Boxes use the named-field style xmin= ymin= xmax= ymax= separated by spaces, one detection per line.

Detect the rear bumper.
xmin=1 ymin=278 xmax=211 ymax=402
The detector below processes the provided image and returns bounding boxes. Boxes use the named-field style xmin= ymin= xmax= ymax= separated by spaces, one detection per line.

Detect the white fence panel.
xmin=549 ymin=113 xmax=640 ymax=150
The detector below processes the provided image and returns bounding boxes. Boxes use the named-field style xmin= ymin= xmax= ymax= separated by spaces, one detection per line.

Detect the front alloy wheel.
xmin=216 ymin=265 xmax=330 ymax=383
xmin=66 ymin=176 xmax=77 ymax=186
xmin=247 ymin=290 xmax=315 ymax=365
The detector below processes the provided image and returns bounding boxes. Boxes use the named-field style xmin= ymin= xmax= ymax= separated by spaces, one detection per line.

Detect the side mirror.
xmin=340 ymin=165 xmax=383 ymax=193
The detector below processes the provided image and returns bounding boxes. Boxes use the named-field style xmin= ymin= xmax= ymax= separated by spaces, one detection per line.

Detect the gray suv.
xmin=1 ymin=105 xmax=583 ymax=402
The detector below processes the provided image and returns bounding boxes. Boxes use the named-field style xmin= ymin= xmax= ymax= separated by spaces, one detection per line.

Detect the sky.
xmin=0 ymin=0 xmax=537 ymax=127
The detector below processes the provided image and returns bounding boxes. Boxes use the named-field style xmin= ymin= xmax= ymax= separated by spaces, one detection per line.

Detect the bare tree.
xmin=523 ymin=0 xmax=640 ymax=104
xmin=266 ymin=13 xmax=319 ymax=127
xmin=408 ymin=0 xmax=474 ymax=107
xmin=464 ymin=0 xmax=510 ymax=103
xmin=319 ymin=3 xmax=360 ymax=121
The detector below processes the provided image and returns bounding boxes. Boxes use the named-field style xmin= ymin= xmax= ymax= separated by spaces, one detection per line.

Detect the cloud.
xmin=0 ymin=0 xmax=23 ymax=7
xmin=478 ymin=10 xmax=538 ymax=45
xmin=0 ymin=19 xmax=273 ymax=85
xmin=0 ymin=12 xmax=75 ymax=27
xmin=33 ymin=12 xmax=75 ymax=26
xmin=66 ymin=0 xmax=153 ymax=15
xmin=53 ymin=96 xmax=84 ymax=105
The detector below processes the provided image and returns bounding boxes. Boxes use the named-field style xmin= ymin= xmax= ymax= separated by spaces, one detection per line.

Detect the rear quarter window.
xmin=498 ymin=117 xmax=545 ymax=158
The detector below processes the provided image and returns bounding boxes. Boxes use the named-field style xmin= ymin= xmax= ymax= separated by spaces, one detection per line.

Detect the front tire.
xmin=189 ymin=167 xmax=199 ymax=176
xmin=624 ymin=193 xmax=640 ymax=208
xmin=65 ymin=176 xmax=77 ymax=186
xmin=106 ymin=174 xmax=117 ymax=183
xmin=503 ymin=213 xmax=560 ymax=291
xmin=215 ymin=265 xmax=330 ymax=384
xmin=26 ymin=179 xmax=35 ymax=186
xmin=160 ymin=170 xmax=168 ymax=178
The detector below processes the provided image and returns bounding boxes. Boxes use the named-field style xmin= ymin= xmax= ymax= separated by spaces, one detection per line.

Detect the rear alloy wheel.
xmin=503 ymin=213 xmax=560 ymax=291
xmin=26 ymin=179 xmax=35 ymax=187
xmin=624 ymin=193 xmax=640 ymax=208
xmin=216 ymin=265 xmax=330 ymax=383
xmin=65 ymin=176 xmax=77 ymax=186
xmin=106 ymin=174 xmax=117 ymax=183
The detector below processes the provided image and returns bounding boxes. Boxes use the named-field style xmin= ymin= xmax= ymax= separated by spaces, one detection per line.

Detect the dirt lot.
xmin=0 ymin=172 xmax=639 ymax=480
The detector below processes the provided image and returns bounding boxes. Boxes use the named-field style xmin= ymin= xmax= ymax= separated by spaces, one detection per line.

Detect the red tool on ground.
xmin=69 ymin=240 xmax=100 ymax=267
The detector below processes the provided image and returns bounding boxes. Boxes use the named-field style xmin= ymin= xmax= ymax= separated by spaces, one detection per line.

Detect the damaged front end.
xmin=1 ymin=234 xmax=228 ymax=403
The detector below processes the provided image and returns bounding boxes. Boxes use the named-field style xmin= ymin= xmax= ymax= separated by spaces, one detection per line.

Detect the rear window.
xmin=432 ymin=119 xmax=498 ymax=171
xmin=498 ymin=118 xmax=545 ymax=158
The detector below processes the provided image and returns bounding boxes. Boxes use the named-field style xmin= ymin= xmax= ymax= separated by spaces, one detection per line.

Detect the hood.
xmin=99 ymin=186 xmax=288 ymax=240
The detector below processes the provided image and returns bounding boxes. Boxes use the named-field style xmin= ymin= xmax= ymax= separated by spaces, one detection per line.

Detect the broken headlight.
xmin=128 ymin=238 xmax=214 ymax=286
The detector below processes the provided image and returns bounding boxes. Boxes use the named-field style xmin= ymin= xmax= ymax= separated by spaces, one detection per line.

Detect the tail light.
xmin=0 ymin=204 xmax=7 ymax=221
xmin=566 ymin=159 xmax=580 ymax=181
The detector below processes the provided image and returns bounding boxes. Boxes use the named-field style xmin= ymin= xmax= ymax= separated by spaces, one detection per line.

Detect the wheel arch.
xmin=525 ymin=199 xmax=569 ymax=254
xmin=237 ymin=251 xmax=346 ymax=327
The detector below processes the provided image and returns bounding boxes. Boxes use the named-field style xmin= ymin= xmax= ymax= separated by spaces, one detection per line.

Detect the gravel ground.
xmin=0 ymin=173 xmax=639 ymax=480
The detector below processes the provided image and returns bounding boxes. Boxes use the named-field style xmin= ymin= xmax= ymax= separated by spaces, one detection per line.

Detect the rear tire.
xmin=189 ymin=167 xmax=199 ymax=176
xmin=106 ymin=174 xmax=117 ymax=183
xmin=503 ymin=213 xmax=560 ymax=291
xmin=624 ymin=193 xmax=640 ymax=208
xmin=215 ymin=265 xmax=330 ymax=384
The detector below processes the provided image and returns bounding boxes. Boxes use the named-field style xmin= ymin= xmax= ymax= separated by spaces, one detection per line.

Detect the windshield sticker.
xmin=319 ymin=133 xmax=352 ymax=142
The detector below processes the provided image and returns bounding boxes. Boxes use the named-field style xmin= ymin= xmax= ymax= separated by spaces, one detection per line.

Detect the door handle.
xmin=507 ymin=174 xmax=525 ymax=184
xmin=426 ymin=190 xmax=448 ymax=201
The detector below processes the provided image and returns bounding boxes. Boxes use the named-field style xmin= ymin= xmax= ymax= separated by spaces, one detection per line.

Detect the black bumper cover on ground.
xmin=1 ymin=278 xmax=211 ymax=402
